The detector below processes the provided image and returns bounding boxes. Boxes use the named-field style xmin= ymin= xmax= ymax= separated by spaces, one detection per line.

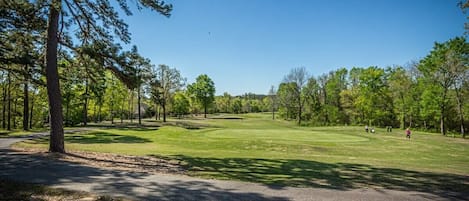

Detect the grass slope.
xmin=17 ymin=113 xmax=469 ymax=194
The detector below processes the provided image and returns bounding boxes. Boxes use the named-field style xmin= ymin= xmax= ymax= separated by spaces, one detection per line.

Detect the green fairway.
xmin=17 ymin=113 xmax=469 ymax=192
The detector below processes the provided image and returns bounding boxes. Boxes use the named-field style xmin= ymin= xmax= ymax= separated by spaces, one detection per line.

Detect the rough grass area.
xmin=15 ymin=113 xmax=469 ymax=194
xmin=0 ymin=179 xmax=128 ymax=201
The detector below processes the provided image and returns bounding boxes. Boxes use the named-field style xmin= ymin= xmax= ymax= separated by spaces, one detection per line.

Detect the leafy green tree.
xmin=173 ymin=91 xmax=189 ymax=118
xmin=215 ymin=92 xmax=232 ymax=113
xmin=150 ymin=64 xmax=185 ymax=122
xmin=187 ymin=74 xmax=215 ymax=118
xmin=324 ymin=68 xmax=348 ymax=124
xmin=277 ymin=82 xmax=297 ymax=120
xmin=103 ymin=72 xmax=128 ymax=124
xmin=283 ymin=67 xmax=309 ymax=125
xmin=231 ymin=97 xmax=242 ymax=114
xmin=355 ymin=66 xmax=394 ymax=126
xmin=303 ymin=77 xmax=322 ymax=124
xmin=127 ymin=46 xmax=152 ymax=125
xmin=418 ymin=37 xmax=468 ymax=135
xmin=60 ymin=59 xmax=81 ymax=126
xmin=1 ymin=1 xmax=46 ymax=131
xmin=388 ymin=66 xmax=413 ymax=129
xmin=42 ymin=0 xmax=172 ymax=152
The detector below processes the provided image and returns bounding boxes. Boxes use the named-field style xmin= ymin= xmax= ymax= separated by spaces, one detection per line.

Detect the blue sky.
xmin=120 ymin=0 xmax=466 ymax=95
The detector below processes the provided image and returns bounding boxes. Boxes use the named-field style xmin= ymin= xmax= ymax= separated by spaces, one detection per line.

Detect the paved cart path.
xmin=0 ymin=132 xmax=463 ymax=201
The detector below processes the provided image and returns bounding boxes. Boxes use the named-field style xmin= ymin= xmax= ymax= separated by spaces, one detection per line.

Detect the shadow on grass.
xmin=62 ymin=132 xmax=152 ymax=144
xmin=71 ymin=123 xmax=161 ymax=131
xmin=209 ymin=117 xmax=244 ymax=120
xmin=113 ymin=127 xmax=160 ymax=132
xmin=163 ymin=121 xmax=212 ymax=130
xmin=176 ymin=156 xmax=468 ymax=200
xmin=29 ymin=132 xmax=152 ymax=144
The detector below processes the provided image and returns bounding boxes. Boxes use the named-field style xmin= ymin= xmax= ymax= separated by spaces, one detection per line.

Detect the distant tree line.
xmin=275 ymin=37 xmax=468 ymax=137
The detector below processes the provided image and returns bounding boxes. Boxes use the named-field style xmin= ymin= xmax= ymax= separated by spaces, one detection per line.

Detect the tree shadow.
xmin=0 ymin=150 xmax=288 ymax=201
xmin=75 ymin=123 xmax=161 ymax=131
xmin=64 ymin=132 xmax=152 ymax=144
xmin=113 ymin=126 xmax=160 ymax=132
xmin=176 ymin=156 xmax=469 ymax=200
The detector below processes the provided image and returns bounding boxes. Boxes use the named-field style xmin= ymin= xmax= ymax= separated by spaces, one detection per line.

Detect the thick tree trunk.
xmin=46 ymin=0 xmax=65 ymax=153
xmin=29 ymin=95 xmax=34 ymax=129
xmin=23 ymin=65 xmax=29 ymax=130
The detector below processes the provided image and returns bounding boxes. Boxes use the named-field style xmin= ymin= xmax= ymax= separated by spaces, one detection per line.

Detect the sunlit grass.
xmin=16 ymin=113 xmax=469 ymax=192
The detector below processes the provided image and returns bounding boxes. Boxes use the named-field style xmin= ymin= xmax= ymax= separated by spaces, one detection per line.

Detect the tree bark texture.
xmin=46 ymin=0 xmax=65 ymax=153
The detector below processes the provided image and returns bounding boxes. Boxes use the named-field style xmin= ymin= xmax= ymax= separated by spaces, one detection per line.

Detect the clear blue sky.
xmin=120 ymin=0 xmax=466 ymax=95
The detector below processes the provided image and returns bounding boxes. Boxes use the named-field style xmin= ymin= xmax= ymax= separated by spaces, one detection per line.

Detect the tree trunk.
xmin=7 ymin=72 xmax=11 ymax=131
xmin=23 ymin=65 xmax=29 ymax=130
xmin=129 ymin=90 xmax=133 ymax=123
xmin=93 ymin=103 xmax=97 ymax=123
xmin=440 ymin=114 xmax=445 ymax=135
xmin=83 ymin=78 xmax=88 ymax=126
xmin=120 ymin=97 xmax=124 ymax=123
xmin=455 ymin=88 xmax=465 ymax=138
xmin=138 ymin=87 xmax=142 ymax=125
xmin=297 ymin=96 xmax=302 ymax=126
xmin=98 ymin=104 xmax=102 ymax=122
xmin=298 ymin=107 xmax=302 ymax=125
xmin=409 ymin=115 xmax=413 ymax=128
xmin=29 ymin=95 xmax=34 ymax=129
xmin=162 ymin=102 xmax=166 ymax=122
xmin=272 ymin=105 xmax=275 ymax=120
xmin=46 ymin=0 xmax=65 ymax=153
xmin=2 ymin=80 xmax=6 ymax=129
xmin=65 ymin=99 xmax=70 ymax=126
xmin=155 ymin=103 xmax=158 ymax=120
xmin=204 ymin=103 xmax=207 ymax=118
xmin=13 ymin=97 xmax=17 ymax=129
xmin=440 ymin=89 xmax=447 ymax=135
xmin=110 ymin=102 xmax=114 ymax=124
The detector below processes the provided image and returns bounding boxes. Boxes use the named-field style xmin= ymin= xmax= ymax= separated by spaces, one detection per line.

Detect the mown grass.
xmin=16 ymin=113 xmax=469 ymax=195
